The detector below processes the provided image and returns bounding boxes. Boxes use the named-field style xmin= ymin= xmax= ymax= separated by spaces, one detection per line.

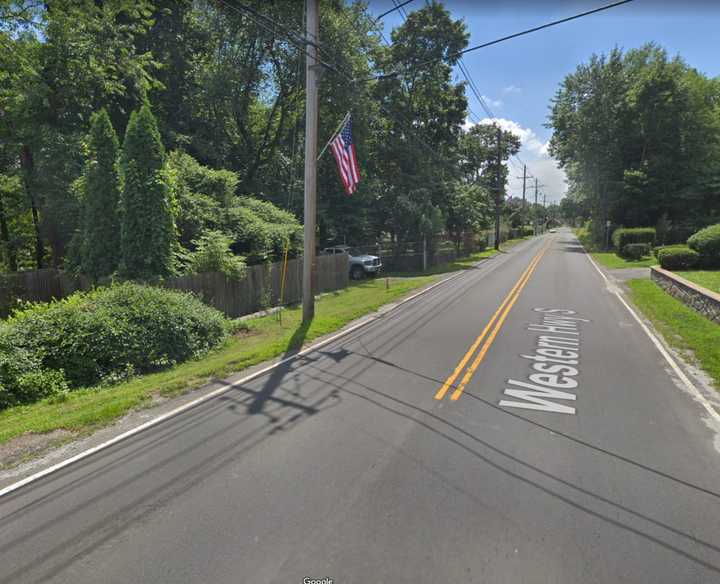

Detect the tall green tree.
xmin=548 ymin=43 xmax=720 ymax=241
xmin=373 ymin=1 xmax=469 ymax=245
xmin=120 ymin=102 xmax=175 ymax=279
xmin=80 ymin=109 xmax=122 ymax=279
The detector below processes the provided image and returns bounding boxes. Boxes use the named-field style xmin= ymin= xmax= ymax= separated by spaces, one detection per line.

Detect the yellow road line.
xmin=449 ymin=243 xmax=550 ymax=401
xmin=433 ymin=246 xmax=546 ymax=401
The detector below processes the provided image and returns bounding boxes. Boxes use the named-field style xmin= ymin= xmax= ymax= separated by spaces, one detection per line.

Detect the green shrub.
xmin=519 ymin=226 xmax=534 ymax=237
xmin=612 ymin=227 xmax=656 ymax=250
xmin=188 ymin=230 xmax=247 ymax=279
xmin=0 ymin=325 xmax=70 ymax=409
xmin=658 ymin=246 xmax=700 ymax=270
xmin=5 ymin=283 xmax=228 ymax=393
xmin=653 ymin=244 xmax=686 ymax=259
xmin=622 ymin=243 xmax=650 ymax=260
xmin=687 ymin=224 xmax=720 ymax=265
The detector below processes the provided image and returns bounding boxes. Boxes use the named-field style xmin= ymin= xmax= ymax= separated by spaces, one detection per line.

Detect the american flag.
xmin=330 ymin=115 xmax=361 ymax=195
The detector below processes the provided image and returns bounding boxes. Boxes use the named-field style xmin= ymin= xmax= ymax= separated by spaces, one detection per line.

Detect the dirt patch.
xmin=0 ymin=429 xmax=77 ymax=470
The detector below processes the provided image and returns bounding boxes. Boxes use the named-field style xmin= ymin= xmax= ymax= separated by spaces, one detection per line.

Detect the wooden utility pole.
xmin=518 ymin=164 xmax=527 ymax=207
xmin=302 ymin=0 xmax=320 ymax=322
xmin=533 ymin=177 xmax=539 ymax=236
xmin=494 ymin=125 xmax=502 ymax=250
xmin=516 ymin=164 xmax=528 ymax=231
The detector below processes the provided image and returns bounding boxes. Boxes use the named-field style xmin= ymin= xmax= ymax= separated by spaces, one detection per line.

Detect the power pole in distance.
xmin=516 ymin=164 xmax=527 ymax=229
xmin=494 ymin=125 xmax=502 ymax=250
xmin=302 ymin=0 xmax=320 ymax=323
xmin=532 ymin=178 xmax=546 ymax=235
xmin=517 ymin=164 xmax=527 ymax=208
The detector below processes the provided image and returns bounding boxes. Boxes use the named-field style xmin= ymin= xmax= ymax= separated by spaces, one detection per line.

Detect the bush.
xmin=612 ymin=227 xmax=656 ymax=250
xmin=658 ymin=246 xmax=700 ymax=270
xmin=687 ymin=224 xmax=720 ymax=265
xmin=0 ymin=325 xmax=70 ymax=409
xmin=653 ymin=244 xmax=688 ymax=259
xmin=187 ymin=230 xmax=246 ymax=279
xmin=4 ymin=283 xmax=228 ymax=396
xmin=518 ymin=226 xmax=534 ymax=237
xmin=622 ymin=243 xmax=650 ymax=260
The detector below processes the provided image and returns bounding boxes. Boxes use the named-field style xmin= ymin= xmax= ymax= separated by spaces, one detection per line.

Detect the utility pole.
xmin=517 ymin=164 xmax=527 ymax=208
xmin=302 ymin=0 xmax=319 ymax=323
xmin=494 ymin=125 xmax=502 ymax=250
xmin=532 ymin=178 xmax=545 ymax=235
xmin=533 ymin=178 xmax=539 ymax=236
xmin=516 ymin=164 xmax=527 ymax=232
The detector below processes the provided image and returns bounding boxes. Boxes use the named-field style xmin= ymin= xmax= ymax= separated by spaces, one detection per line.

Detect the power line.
xmin=379 ymin=0 xmax=634 ymax=79
xmin=377 ymin=0 xmax=416 ymax=20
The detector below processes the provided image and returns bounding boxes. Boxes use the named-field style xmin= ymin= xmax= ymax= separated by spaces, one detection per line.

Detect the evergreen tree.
xmin=81 ymin=109 xmax=121 ymax=279
xmin=120 ymin=103 xmax=175 ymax=280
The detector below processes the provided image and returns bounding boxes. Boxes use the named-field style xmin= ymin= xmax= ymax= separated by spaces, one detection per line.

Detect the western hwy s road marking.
xmin=499 ymin=308 xmax=588 ymax=415
xmin=435 ymin=241 xmax=551 ymax=402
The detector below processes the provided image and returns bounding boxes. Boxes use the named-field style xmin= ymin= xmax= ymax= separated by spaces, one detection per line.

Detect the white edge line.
xmin=0 ymin=260 xmax=481 ymax=499
xmin=583 ymin=247 xmax=720 ymax=425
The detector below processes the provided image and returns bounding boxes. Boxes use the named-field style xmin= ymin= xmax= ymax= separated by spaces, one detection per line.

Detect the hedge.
xmin=622 ymin=243 xmax=650 ymax=260
xmin=0 ymin=283 xmax=229 ymax=410
xmin=657 ymin=246 xmax=700 ymax=271
xmin=612 ymin=227 xmax=656 ymax=251
xmin=687 ymin=224 xmax=720 ymax=266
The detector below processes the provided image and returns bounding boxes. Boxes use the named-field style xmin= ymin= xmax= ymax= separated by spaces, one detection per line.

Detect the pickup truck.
xmin=322 ymin=246 xmax=382 ymax=280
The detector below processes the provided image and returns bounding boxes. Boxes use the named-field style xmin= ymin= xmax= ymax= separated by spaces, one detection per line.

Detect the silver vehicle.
xmin=322 ymin=245 xmax=382 ymax=280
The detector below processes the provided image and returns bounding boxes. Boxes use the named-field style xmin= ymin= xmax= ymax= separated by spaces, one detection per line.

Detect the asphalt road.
xmin=2 ymin=229 xmax=720 ymax=583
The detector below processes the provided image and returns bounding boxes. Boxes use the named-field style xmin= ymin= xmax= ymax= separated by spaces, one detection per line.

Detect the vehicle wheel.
xmin=351 ymin=266 xmax=365 ymax=280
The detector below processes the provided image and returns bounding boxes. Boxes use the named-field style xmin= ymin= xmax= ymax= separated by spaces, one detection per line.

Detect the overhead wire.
xmin=216 ymin=0 xmax=465 ymax=181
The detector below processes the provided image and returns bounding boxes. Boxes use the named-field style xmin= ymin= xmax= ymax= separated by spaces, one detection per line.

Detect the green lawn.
xmin=627 ymin=279 xmax=720 ymax=389
xmin=591 ymin=252 xmax=657 ymax=269
xmin=676 ymin=270 xmax=720 ymax=294
xmin=1 ymin=274 xmax=444 ymax=447
xmin=0 ymin=237 xmax=536 ymax=450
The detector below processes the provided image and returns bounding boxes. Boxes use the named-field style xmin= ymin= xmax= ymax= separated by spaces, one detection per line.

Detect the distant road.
xmin=2 ymin=228 xmax=719 ymax=583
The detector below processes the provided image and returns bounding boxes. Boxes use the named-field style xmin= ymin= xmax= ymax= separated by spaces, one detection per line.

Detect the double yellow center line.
xmin=434 ymin=242 xmax=551 ymax=402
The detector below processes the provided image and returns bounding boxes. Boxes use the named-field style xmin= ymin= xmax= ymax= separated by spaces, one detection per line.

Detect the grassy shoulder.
xmin=0 ymin=237 xmax=534 ymax=448
xmin=591 ymin=252 xmax=657 ymax=269
xmin=627 ymin=279 xmax=720 ymax=389
xmin=0 ymin=274 xmax=440 ymax=446
xmin=676 ymin=270 xmax=720 ymax=294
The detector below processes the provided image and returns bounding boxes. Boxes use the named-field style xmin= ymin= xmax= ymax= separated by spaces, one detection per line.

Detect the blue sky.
xmin=369 ymin=0 xmax=720 ymax=203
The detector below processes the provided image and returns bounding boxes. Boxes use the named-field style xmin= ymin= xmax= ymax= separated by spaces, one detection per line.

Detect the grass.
xmin=590 ymin=252 xmax=657 ymax=269
xmin=0 ymin=274 xmax=443 ymax=446
xmin=675 ymin=270 xmax=720 ymax=294
xmin=0 ymin=237 xmax=535 ymax=448
xmin=627 ymin=279 xmax=720 ymax=390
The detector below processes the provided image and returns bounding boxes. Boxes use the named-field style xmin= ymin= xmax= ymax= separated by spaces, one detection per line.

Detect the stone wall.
xmin=650 ymin=267 xmax=720 ymax=324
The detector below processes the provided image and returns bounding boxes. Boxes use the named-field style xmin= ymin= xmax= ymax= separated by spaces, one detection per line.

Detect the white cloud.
xmin=503 ymin=85 xmax=522 ymax=94
xmin=465 ymin=117 xmax=567 ymax=203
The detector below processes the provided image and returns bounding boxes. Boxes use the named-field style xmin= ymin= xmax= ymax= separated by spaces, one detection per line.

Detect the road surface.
xmin=2 ymin=229 xmax=720 ymax=583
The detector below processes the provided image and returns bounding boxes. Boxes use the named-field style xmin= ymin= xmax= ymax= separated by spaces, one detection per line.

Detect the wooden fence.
xmin=164 ymin=254 xmax=348 ymax=318
xmin=0 ymin=254 xmax=349 ymax=319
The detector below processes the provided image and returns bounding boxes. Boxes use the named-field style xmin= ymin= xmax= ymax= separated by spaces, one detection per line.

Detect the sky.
xmin=369 ymin=0 xmax=720 ymax=204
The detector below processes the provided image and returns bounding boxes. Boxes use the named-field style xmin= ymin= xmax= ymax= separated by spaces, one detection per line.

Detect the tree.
xmin=372 ymin=1 xmax=468 ymax=246
xmin=120 ymin=102 xmax=175 ymax=280
xmin=80 ymin=109 xmax=122 ymax=279
xmin=548 ymin=43 xmax=720 ymax=242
